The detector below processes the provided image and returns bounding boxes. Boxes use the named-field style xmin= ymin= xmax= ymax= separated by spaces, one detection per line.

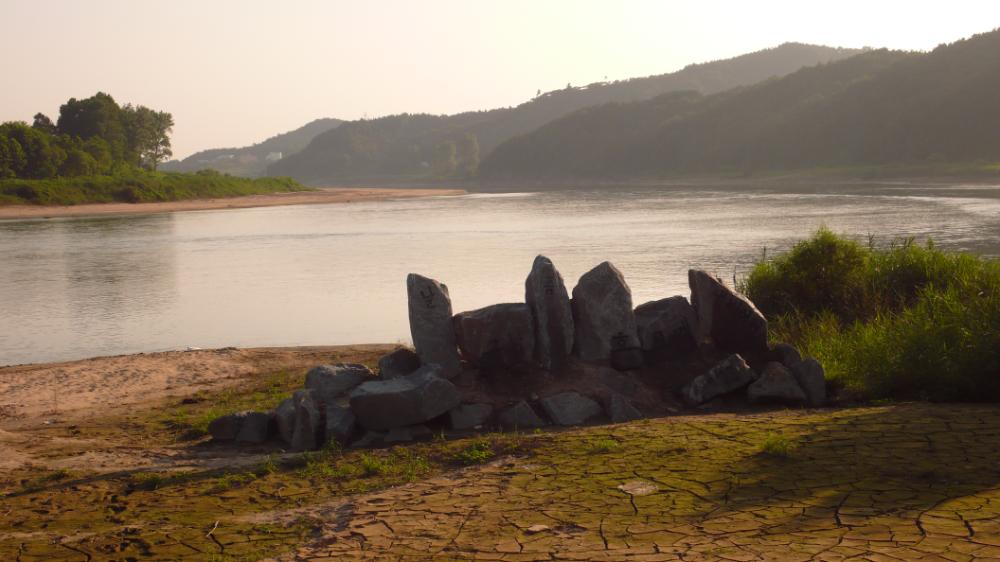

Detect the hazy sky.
xmin=3 ymin=1 xmax=999 ymax=159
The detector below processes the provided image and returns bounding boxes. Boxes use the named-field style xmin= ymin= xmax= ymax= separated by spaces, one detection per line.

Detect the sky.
xmin=3 ymin=1 xmax=999 ymax=159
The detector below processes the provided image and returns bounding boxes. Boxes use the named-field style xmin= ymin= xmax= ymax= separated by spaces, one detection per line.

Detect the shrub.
xmin=451 ymin=440 xmax=495 ymax=465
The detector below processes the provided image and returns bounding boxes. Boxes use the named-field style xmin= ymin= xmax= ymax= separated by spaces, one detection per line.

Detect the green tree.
xmin=122 ymin=105 xmax=174 ymax=170
xmin=32 ymin=113 xmax=57 ymax=135
xmin=0 ymin=135 xmax=26 ymax=178
xmin=0 ymin=122 xmax=63 ymax=179
xmin=57 ymin=92 xmax=128 ymax=162
xmin=456 ymin=133 xmax=480 ymax=177
xmin=432 ymin=141 xmax=457 ymax=177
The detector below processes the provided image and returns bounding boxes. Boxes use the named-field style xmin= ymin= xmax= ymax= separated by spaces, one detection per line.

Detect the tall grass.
xmin=0 ymin=169 xmax=306 ymax=206
xmin=741 ymin=228 xmax=1000 ymax=401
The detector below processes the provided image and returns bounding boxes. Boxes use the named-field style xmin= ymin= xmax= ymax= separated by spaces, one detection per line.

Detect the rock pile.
xmin=209 ymin=258 xmax=827 ymax=450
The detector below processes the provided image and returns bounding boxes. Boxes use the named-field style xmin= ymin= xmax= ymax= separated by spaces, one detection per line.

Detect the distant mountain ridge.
xmin=480 ymin=29 xmax=1000 ymax=180
xmin=161 ymin=118 xmax=342 ymax=177
xmin=268 ymin=43 xmax=861 ymax=185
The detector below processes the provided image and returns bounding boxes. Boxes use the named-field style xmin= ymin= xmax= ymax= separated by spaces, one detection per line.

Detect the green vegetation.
xmin=451 ymin=439 xmax=496 ymax=465
xmin=758 ymin=432 xmax=793 ymax=457
xmin=482 ymin=29 xmax=1000 ymax=180
xmin=742 ymin=229 xmax=1000 ymax=401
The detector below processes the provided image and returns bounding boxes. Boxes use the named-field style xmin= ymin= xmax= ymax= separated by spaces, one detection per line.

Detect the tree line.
xmin=0 ymin=92 xmax=174 ymax=180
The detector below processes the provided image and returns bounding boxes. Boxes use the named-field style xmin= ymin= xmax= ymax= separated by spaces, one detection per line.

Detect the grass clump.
xmin=451 ymin=440 xmax=496 ymax=465
xmin=759 ymin=432 xmax=793 ymax=457
xmin=0 ymin=169 xmax=306 ymax=206
xmin=587 ymin=438 xmax=621 ymax=454
xmin=741 ymin=228 xmax=1000 ymax=401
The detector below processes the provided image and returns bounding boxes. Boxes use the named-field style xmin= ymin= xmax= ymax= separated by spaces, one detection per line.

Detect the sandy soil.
xmin=0 ymin=187 xmax=466 ymax=220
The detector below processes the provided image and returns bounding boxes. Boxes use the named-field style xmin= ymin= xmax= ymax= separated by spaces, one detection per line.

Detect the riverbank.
xmin=0 ymin=187 xmax=466 ymax=220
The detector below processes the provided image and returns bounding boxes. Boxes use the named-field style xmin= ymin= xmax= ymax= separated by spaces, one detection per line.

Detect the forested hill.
xmin=161 ymin=118 xmax=342 ymax=177
xmin=480 ymin=29 xmax=1000 ymax=180
xmin=267 ymin=43 xmax=860 ymax=185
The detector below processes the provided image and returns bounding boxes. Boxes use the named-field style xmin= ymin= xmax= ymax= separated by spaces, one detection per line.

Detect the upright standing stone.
xmin=689 ymin=270 xmax=769 ymax=356
xmin=291 ymin=389 xmax=322 ymax=452
xmin=453 ymin=303 xmax=535 ymax=368
xmin=407 ymin=273 xmax=462 ymax=378
xmin=571 ymin=262 xmax=640 ymax=362
xmin=634 ymin=296 xmax=697 ymax=355
xmin=525 ymin=255 xmax=574 ymax=371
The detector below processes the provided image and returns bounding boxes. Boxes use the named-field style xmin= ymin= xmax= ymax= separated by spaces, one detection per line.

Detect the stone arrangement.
xmin=209 ymin=257 xmax=826 ymax=450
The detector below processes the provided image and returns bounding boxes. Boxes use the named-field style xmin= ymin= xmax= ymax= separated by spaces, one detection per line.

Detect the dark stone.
xmin=634 ymin=296 xmax=697 ymax=358
xmin=304 ymin=363 xmax=371 ymax=406
xmin=325 ymin=405 xmax=356 ymax=445
xmin=681 ymin=354 xmax=758 ymax=406
xmin=235 ymin=411 xmax=271 ymax=444
xmin=607 ymin=394 xmax=643 ymax=423
xmin=571 ymin=262 xmax=640 ymax=362
xmin=449 ymin=403 xmax=493 ymax=430
xmin=498 ymin=401 xmax=547 ymax=429
xmin=407 ymin=273 xmax=462 ymax=378
xmin=208 ymin=412 xmax=245 ymax=441
xmin=350 ymin=431 xmax=385 ymax=448
xmin=792 ymin=358 xmax=827 ymax=406
xmin=610 ymin=348 xmax=644 ymax=371
xmin=525 ymin=255 xmax=574 ymax=371
xmin=539 ymin=392 xmax=603 ymax=426
xmin=385 ymin=425 xmax=432 ymax=443
xmin=748 ymin=362 xmax=807 ymax=404
xmin=769 ymin=343 xmax=803 ymax=369
xmin=273 ymin=398 xmax=296 ymax=445
xmin=378 ymin=348 xmax=421 ymax=379
xmin=688 ymin=270 xmax=769 ymax=356
xmin=453 ymin=303 xmax=535 ymax=368
xmin=291 ymin=389 xmax=322 ymax=452
xmin=594 ymin=366 xmax=640 ymax=397
xmin=349 ymin=364 xmax=461 ymax=430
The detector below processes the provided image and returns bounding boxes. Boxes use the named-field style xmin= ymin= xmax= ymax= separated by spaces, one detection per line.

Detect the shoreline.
xmin=0 ymin=187 xmax=467 ymax=221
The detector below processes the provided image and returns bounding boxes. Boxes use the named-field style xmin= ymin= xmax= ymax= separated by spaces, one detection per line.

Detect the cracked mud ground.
xmin=273 ymin=404 xmax=1000 ymax=561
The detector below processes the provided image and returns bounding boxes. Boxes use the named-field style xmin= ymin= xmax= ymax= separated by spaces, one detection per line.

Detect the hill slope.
xmin=481 ymin=29 xmax=1000 ymax=180
xmin=268 ymin=43 xmax=861 ymax=185
xmin=162 ymin=118 xmax=343 ymax=177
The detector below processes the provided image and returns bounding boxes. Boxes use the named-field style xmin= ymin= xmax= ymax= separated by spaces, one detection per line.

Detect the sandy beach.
xmin=0 ymin=187 xmax=466 ymax=220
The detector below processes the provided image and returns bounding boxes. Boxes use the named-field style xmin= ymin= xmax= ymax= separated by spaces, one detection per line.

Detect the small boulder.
xmin=291 ymin=389 xmax=322 ymax=452
xmin=595 ymin=366 xmax=640 ymax=397
xmin=350 ymin=431 xmax=385 ymax=449
xmin=208 ymin=412 xmax=246 ymax=441
xmin=634 ymin=296 xmax=697 ymax=357
xmin=681 ymin=354 xmax=757 ymax=406
xmin=792 ymin=358 xmax=827 ymax=407
xmin=453 ymin=303 xmax=535 ymax=368
xmin=525 ymin=255 xmax=575 ymax=371
xmin=540 ymin=392 xmax=603 ymax=426
xmin=610 ymin=348 xmax=644 ymax=371
xmin=305 ymin=363 xmax=372 ymax=406
xmin=748 ymin=362 xmax=807 ymax=404
xmin=378 ymin=348 xmax=421 ymax=379
xmin=571 ymin=262 xmax=640 ymax=362
xmin=385 ymin=424 xmax=432 ymax=443
xmin=325 ymin=405 xmax=356 ymax=445
xmin=349 ymin=364 xmax=461 ymax=430
xmin=769 ymin=343 xmax=802 ymax=369
xmin=407 ymin=274 xmax=462 ymax=378
xmin=236 ymin=411 xmax=271 ymax=444
xmin=689 ymin=270 xmax=769 ymax=356
xmin=449 ymin=403 xmax=493 ymax=430
xmin=606 ymin=394 xmax=643 ymax=423
xmin=273 ymin=398 xmax=296 ymax=444
xmin=498 ymin=401 xmax=547 ymax=429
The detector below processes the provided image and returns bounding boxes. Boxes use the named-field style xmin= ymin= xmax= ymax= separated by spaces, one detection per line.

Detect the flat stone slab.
xmin=539 ymin=392 xmax=603 ymax=426
xmin=681 ymin=354 xmax=757 ymax=406
xmin=449 ymin=403 xmax=493 ymax=430
xmin=305 ymin=363 xmax=372 ymax=405
xmin=498 ymin=400 xmax=547 ymax=429
xmin=349 ymin=365 xmax=460 ymax=430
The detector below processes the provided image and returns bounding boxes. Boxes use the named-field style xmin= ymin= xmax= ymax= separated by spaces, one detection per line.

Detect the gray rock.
xmin=688 ymin=270 xmax=769 ymax=356
xmin=792 ymin=358 xmax=827 ymax=406
xmin=291 ymin=389 xmax=322 ymax=452
xmin=770 ymin=343 xmax=803 ymax=369
xmin=385 ymin=424 xmax=432 ymax=443
xmin=748 ymin=362 xmax=807 ymax=404
xmin=681 ymin=354 xmax=758 ymax=406
xmin=305 ymin=363 xmax=372 ymax=406
xmin=378 ymin=348 xmax=421 ymax=379
xmin=273 ymin=398 xmax=296 ymax=445
xmin=350 ymin=431 xmax=385 ymax=448
xmin=595 ymin=366 xmax=640 ymax=397
xmin=449 ymin=403 xmax=493 ymax=430
xmin=453 ymin=303 xmax=535 ymax=368
xmin=634 ymin=296 xmax=697 ymax=355
xmin=571 ymin=262 xmax=640 ymax=362
xmin=610 ymin=348 xmax=644 ymax=371
xmin=208 ymin=412 xmax=246 ymax=441
xmin=325 ymin=405 xmax=356 ymax=445
xmin=498 ymin=401 xmax=547 ymax=429
xmin=607 ymin=394 xmax=643 ymax=423
xmin=525 ymin=255 xmax=574 ymax=371
xmin=349 ymin=364 xmax=460 ymax=430
xmin=540 ymin=392 xmax=603 ymax=426
xmin=407 ymin=274 xmax=462 ymax=378
xmin=236 ymin=411 xmax=271 ymax=444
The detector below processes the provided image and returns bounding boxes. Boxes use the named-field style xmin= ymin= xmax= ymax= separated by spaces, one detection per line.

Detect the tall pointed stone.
xmin=571 ymin=262 xmax=640 ymax=362
xmin=688 ymin=270 xmax=768 ymax=356
xmin=525 ymin=255 xmax=574 ymax=371
xmin=407 ymin=273 xmax=462 ymax=378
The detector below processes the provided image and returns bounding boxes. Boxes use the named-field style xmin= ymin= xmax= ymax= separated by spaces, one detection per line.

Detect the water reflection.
xmin=1 ymin=184 xmax=999 ymax=365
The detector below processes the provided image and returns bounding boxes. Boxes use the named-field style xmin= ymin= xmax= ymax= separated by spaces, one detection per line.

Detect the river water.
xmin=1 ymin=183 xmax=999 ymax=366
